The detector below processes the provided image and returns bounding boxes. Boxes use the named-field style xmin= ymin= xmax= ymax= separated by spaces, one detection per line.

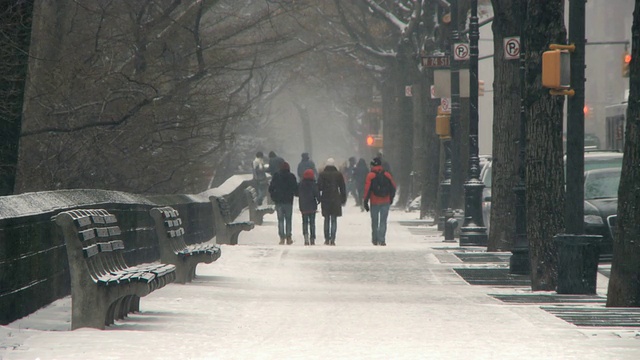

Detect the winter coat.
xmin=268 ymin=168 xmax=298 ymax=204
xmin=268 ymin=155 xmax=285 ymax=177
xmin=317 ymin=165 xmax=346 ymax=217
xmin=363 ymin=165 xmax=397 ymax=205
xmin=297 ymin=159 xmax=317 ymax=180
xmin=298 ymin=174 xmax=319 ymax=215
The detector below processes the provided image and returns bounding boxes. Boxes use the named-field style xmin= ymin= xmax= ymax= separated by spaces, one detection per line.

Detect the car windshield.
xmin=584 ymin=170 xmax=621 ymax=200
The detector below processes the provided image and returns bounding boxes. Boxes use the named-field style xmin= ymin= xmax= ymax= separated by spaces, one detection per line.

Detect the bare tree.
xmin=14 ymin=0 xmax=314 ymax=194
xmin=487 ymin=0 xmax=521 ymax=251
xmin=606 ymin=0 xmax=640 ymax=307
xmin=524 ymin=0 xmax=566 ymax=290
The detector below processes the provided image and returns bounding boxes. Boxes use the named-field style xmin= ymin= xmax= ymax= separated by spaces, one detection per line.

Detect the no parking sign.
xmin=503 ymin=36 xmax=520 ymax=60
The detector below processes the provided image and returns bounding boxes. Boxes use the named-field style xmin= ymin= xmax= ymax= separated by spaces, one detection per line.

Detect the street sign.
xmin=422 ymin=56 xmax=450 ymax=68
xmin=440 ymin=97 xmax=451 ymax=113
xmin=503 ymin=36 xmax=521 ymax=60
xmin=405 ymin=85 xmax=412 ymax=97
xmin=453 ymin=43 xmax=470 ymax=61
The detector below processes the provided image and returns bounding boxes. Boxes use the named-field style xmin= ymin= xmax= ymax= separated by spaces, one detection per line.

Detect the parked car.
xmin=481 ymin=150 xmax=623 ymax=241
xmin=583 ymin=167 xmax=621 ymax=257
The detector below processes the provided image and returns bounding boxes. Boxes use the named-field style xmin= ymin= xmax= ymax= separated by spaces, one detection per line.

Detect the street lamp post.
xmin=510 ymin=1 xmax=530 ymax=274
xmin=459 ymin=0 xmax=488 ymax=246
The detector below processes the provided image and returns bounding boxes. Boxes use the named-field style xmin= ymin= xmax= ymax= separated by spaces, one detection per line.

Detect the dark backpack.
xmin=370 ymin=170 xmax=392 ymax=197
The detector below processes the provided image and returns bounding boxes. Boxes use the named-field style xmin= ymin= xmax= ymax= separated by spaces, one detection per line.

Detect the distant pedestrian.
xmin=268 ymin=161 xmax=298 ymax=245
xmin=317 ymin=158 xmax=346 ymax=245
xmin=268 ymin=151 xmax=285 ymax=177
xmin=252 ymin=151 xmax=268 ymax=205
xmin=363 ymin=157 xmax=397 ymax=246
xmin=298 ymin=168 xmax=320 ymax=245
xmin=344 ymin=156 xmax=359 ymax=205
xmin=297 ymin=152 xmax=317 ymax=180
xmin=376 ymin=151 xmax=392 ymax=174
xmin=354 ymin=158 xmax=369 ymax=211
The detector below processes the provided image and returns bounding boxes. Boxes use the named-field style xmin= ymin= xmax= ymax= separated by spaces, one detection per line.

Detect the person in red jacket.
xmin=363 ymin=157 xmax=397 ymax=246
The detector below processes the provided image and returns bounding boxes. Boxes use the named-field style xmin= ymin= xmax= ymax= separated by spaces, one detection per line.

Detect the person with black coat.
xmin=317 ymin=158 xmax=346 ymax=245
xmin=298 ymin=168 xmax=320 ymax=245
xmin=268 ymin=161 xmax=298 ymax=245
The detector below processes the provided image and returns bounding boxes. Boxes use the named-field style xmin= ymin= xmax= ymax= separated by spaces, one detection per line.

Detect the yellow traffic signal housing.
xmin=366 ymin=134 xmax=383 ymax=148
xmin=542 ymin=49 xmax=571 ymax=89
xmin=622 ymin=50 xmax=631 ymax=78
xmin=435 ymin=106 xmax=451 ymax=139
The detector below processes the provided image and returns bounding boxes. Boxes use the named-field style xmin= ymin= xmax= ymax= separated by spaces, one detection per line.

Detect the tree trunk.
xmin=382 ymin=62 xmax=411 ymax=208
xmin=606 ymin=0 xmax=640 ymax=307
xmin=0 ymin=2 xmax=32 ymax=195
xmin=293 ymin=101 xmax=313 ymax=156
xmin=524 ymin=0 xmax=566 ymax=291
xmin=421 ymin=70 xmax=441 ymax=218
xmin=487 ymin=0 xmax=522 ymax=251
xmin=411 ymin=80 xmax=425 ymax=206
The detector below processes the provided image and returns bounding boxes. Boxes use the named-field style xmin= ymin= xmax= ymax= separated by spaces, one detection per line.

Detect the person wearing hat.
xmin=268 ymin=161 xmax=298 ymax=245
xmin=363 ymin=157 xmax=397 ymax=246
xmin=317 ymin=158 xmax=346 ymax=245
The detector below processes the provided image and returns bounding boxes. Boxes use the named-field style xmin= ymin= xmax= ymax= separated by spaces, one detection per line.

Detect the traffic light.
xmin=542 ymin=49 xmax=571 ymax=89
xmin=435 ymin=106 xmax=451 ymax=139
xmin=366 ymin=134 xmax=383 ymax=148
xmin=622 ymin=50 xmax=631 ymax=78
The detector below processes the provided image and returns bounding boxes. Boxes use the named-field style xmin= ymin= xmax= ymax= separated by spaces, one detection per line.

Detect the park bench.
xmin=209 ymin=195 xmax=254 ymax=245
xmin=244 ymin=185 xmax=275 ymax=225
xmin=149 ymin=206 xmax=221 ymax=284
xmin=55 ymin=208 xmax=176 ymax=330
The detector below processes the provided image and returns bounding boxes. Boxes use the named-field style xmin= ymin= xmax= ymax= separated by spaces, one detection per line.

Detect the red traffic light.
xmin=366 ymin=135 xmax=374 ymax=146
xmin=625 ymin=53 xmax=632 ymax=64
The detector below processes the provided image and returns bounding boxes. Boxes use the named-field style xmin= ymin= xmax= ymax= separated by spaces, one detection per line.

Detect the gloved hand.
xmin=363 ymin=202 xmax=370 ymax=212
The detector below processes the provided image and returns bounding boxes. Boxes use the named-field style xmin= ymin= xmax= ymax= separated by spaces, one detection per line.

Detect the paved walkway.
xmin=1 ymin=200 xmax=639 ymax=359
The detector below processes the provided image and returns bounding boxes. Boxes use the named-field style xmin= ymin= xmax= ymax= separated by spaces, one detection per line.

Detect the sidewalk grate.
xmin=453 ymin=267 xmax=531 ymax=286
xmin=491 ymin=294 xmax=606 ymax=304
xmin=454 ymin=252 xmax=511 ymax=263
xmin=541 ymin=306 xmax=640 ymax=327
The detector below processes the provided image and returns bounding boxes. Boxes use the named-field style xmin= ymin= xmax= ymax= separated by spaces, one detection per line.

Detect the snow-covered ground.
xmin=1 ymin=199 xmax=638 ymax=360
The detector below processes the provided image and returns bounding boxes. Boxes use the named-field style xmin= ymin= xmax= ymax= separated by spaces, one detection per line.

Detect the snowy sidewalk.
xmin=1 ymin=200 xmax=639 ymax=359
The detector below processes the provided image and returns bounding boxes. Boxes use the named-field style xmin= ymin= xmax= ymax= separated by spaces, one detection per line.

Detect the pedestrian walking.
xmin=354 ymin=158 xmax=369 ymax=211
xmin=267 ymin=151 xmax=285 ymax=177
xmin=268 ymin=161 xmax=298 ymax=245
xmin=344 ymin=156 xmax=359 ymax=205
xmin=363 ymin=157 xmax=397 ymax=246
xmin=317 ymin=158 xmax=346 ymax=245
xmin=252 ymin=151 xmax=268 ymax=205
xmin=297 ymin=152 xmax=317 ymax=180
xmin=298 ymin=168 xmax=320 ymax=245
